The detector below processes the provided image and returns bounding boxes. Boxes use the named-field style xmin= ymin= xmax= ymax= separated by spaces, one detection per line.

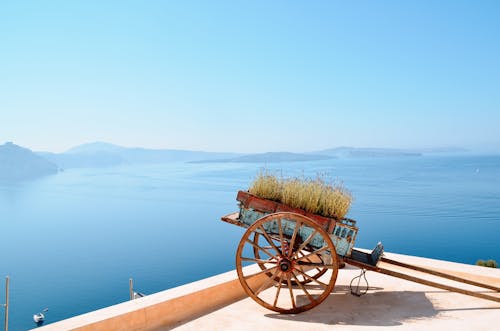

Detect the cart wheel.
xmin=236 ymin=212 xmax=338 ymax=314
xmin=253 ymin=232 xmax=328 ymax=285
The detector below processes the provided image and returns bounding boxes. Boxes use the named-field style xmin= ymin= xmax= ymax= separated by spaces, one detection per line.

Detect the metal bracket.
xmin=350 ymin=269 xmax=369 ymax=297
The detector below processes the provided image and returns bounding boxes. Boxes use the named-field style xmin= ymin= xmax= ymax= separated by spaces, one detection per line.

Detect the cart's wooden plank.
xmin=345 ymin=254 xmax=500 ymax=303
xmin=343 ymin=257 xmax=378 ymax=271
xmin=381 ymin=257 xmax=500 ymax=292
xmin=221 ymin=212 xmax=247 ymax=228
xmin=376 ymin=266 xmax=500 ymax=303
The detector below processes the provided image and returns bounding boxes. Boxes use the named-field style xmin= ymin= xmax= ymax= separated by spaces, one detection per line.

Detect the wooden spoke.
xmin=240 ymin=257 xmax=278 ymax=264
xmin=245 ymin=239 xmax=278 ymax=261
xmin=277 ymin=218 xmax=285 ymax=253
xmin=236 ymin=212 xmax=338 ymax=314
xmin=251 ymin=233 xmax=282 ymax=280
xmin=298 ymin=251 xmax=323 ymax=273
xmin=292 ymin=272 xmax=315 ymax=303
xmin=294 ymin=262 xmax=306 ymax=281
xmin=297 ymin=261 xmax=336 ymax=268
xmin=255 ymin=268 xmax=280 ymax=296
xmin=286 ymin=275 xmax=296 ymax=309
xmin=295 ymin=246 xmax=329 ymax=262
xmin=294 ymin=268 xmax=329 ymax=288
xmin=273 ymin=273 xmax=285 ymax=307
xmin=288 ymin=220 xmax=302 ymax=258
xmin=293 ymin=229 xmax=318 ymax=257
xmin=243 ymin=266 xmax=278 ymax=280
xmin=258 ymin=226 xmax=282 ymax=255
xmin=253 ymin=235 xmax=327 ymax=286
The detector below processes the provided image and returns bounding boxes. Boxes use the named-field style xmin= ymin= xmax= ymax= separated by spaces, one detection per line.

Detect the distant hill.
xmin=191 ymin=146 xmax=470 ymax=163
xmin=65 ymin=142 xmax=126 ymax=154
xmin=192 ymin=152 xmax=333 ymax=163
xmin=409 ymin=147 xmax=468 ymax=154
xmin=0 ymin=142 xmax=59 ymax=180
xmin=38 ymin=142 xmax=240 ymax=168
xmin=38 ymin=151 xmax=124 ymax=168
xmin=314 ymin=147 xmax=422 ymax=158
xmin=0 ymin=141 xmax=469 ymax=174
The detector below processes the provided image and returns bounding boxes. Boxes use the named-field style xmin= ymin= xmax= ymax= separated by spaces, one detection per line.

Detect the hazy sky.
xmin=1 ymin=1 xmax=499 ymax=153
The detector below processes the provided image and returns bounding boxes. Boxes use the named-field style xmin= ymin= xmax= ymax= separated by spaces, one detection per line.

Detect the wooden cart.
xmin=222 ymin=191 xmax=500 ymax=314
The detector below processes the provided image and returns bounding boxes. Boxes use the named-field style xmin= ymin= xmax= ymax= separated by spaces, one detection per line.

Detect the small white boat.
xmin=33 ymin=308 xmax=48 ymax=323
xmin=33 ymin=313 xmax=44 ymax=323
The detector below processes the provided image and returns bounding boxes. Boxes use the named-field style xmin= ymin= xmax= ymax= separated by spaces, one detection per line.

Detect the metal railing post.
xmin=129 ymin=278 xmax=133 ymax=300
xmin=2 ymin=276 xmax=9 ymax=331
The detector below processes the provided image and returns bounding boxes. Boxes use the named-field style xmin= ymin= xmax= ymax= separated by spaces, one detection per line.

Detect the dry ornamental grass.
xmin=249 ymin=171 xmax=352 ymax=220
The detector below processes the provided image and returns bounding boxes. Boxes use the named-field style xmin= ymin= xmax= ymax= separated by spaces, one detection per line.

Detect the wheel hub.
xmin=279 ymin=258 xmax=293 ymax=272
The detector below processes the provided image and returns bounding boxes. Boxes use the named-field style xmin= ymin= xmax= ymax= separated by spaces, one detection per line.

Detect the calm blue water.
xmin=1 ymin=155 xmax=499 ymax=330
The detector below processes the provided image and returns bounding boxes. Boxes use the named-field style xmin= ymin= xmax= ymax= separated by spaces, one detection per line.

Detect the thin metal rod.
xmin=129 ymin=278 xmax=134 ymax=300
xmin=4 ymin=276 xmax=9 ymax=331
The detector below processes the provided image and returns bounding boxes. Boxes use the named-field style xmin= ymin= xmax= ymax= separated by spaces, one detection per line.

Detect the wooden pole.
xmin=381 ymin=257 xmax=500 ymax=292
xmin=377 ymin=267 xmax=500 ymax=303
xmin=345 ymin=257 xmax=500 ymax=303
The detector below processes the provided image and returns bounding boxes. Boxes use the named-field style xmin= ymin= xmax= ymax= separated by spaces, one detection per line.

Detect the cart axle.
xmin=279 ymin=258 xmax=293 ymax=272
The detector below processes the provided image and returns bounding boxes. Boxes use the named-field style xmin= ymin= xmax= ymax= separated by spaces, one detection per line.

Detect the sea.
xmin=0 ymin=154 xmax=499 ymax=330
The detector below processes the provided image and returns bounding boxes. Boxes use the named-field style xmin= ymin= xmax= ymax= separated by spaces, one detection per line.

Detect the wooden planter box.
xmin=235 ymin=190 xmax=358 ymax=257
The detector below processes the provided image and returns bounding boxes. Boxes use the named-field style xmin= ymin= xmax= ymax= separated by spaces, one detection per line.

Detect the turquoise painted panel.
xmin=330 ymin=224 xmax=356 ymax=256
xmin=239 ymin=207 xmax=266 ymax=227
xmin=238 ymin=207 xmax=357 ymax=257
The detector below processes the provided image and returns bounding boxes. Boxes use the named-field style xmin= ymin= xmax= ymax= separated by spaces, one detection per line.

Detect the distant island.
xmin=0 ymin=142 xmax=59 ymax=181
xmin=313 ymin=147 xmax=423 ymax=158
xmin=190 ymin=147 xmax=428 ymax=163
xmin=0 ymin=141 xmax=470 ymax=181
xmin=191 ymin=152 xmax=333 ymax=163
xmin=38 ymin=142 xmax=240 ymax=168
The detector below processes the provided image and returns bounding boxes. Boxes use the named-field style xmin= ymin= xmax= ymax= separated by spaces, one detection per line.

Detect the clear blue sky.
xmin=1 ymin=1 xmax=499 ymax=153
